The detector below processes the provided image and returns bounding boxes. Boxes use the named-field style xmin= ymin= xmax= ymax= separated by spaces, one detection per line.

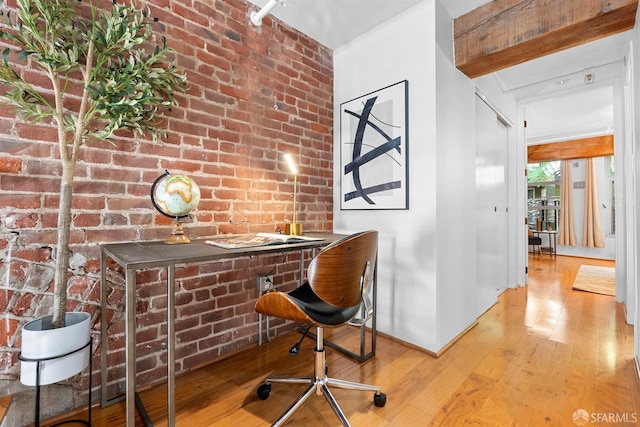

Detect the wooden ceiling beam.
xmin=454 ymin=0 xmax=638 ymax=79
xmin=527 ymin=135 xmax=614 ymax=162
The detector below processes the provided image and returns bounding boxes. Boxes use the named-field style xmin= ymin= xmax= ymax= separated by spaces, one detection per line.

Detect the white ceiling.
xmin=246 ymin=0 xmax=490 ymax=50
xmin=246 ymin=0 xmax=633 ymax=142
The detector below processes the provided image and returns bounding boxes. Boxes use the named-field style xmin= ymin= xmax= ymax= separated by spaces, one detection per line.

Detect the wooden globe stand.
xmin=165 ymin=219 xmax=190 ymax=245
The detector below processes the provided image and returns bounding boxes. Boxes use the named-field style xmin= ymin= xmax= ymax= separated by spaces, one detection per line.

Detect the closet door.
xmin=476 ymin=95 xmax=509 ymax=315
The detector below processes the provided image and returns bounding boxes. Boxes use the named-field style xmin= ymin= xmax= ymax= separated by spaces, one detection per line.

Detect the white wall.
xmin=620 ymin=42 xmax=635 ymax=323
xmin=434 ymin=0 xmax=478 ymax=347
xmin=334 ymin=0 xmax=439 ymax=351
xmin=333 ymin=0 xmax=517 ymax=353
xmin=631 ymin=6 xmax=640 ymax=369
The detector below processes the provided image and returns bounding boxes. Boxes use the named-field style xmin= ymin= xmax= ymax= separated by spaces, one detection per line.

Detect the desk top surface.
xmin=101 ymin=232 xmax=343 ymax=270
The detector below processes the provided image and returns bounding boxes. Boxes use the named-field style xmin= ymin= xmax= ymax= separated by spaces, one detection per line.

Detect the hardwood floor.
xmin=49 ymin=255 xmax=638 ymax=426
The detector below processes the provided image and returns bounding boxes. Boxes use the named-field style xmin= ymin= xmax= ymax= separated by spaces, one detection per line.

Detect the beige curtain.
xmin=582 ymin=158 xmax=605 ymax=248
xmin=558 ymin=160 xmax=577 ymax=245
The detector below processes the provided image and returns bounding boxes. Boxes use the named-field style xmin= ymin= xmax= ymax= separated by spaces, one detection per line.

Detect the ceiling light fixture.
xmin=250 ymin=0 xmax=286 ymax=27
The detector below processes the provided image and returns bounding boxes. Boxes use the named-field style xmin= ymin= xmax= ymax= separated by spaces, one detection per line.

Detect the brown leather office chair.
xmin=255 ymin=230 xmax=386 ymax=426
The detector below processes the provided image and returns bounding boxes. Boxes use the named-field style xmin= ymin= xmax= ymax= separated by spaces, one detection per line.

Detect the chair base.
xmin=257 ymin=327 xmax=386 ymax=427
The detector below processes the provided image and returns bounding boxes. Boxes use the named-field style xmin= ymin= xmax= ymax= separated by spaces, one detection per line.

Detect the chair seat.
xmin=256 ymin=283 xmax=360 ymax=328
xmin=528 ymin=236 xmax=542 ymax=245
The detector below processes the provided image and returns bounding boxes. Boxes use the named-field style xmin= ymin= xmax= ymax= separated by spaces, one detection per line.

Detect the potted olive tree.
xmin=0 ymin=0 xmax=186 ymax=385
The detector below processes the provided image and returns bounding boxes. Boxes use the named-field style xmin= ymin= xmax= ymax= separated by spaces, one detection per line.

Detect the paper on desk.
xmin=205 ymin=233 xmax=324 ymax=249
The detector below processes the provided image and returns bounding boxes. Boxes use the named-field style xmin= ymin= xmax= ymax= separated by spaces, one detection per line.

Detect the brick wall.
xmin=0 ymin=0 xmax=333 ymax=407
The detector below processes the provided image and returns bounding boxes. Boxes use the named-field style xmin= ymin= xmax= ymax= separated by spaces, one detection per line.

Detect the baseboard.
xmin=374 ymin=320 xmax=479 ymax=358
xmin=432 ymin=321 xmax=479 ymax=357
xmin=634 ymin=356 xmax=640 ymax=382
xmin=552 ymin=253 xmax=615 ymax=262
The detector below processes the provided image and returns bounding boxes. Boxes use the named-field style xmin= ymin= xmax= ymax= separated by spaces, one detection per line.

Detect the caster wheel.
xmin=257 ymin=383 xmax=271 ymax=400
xmin=374 ymin=392 xmax=387 ymax=407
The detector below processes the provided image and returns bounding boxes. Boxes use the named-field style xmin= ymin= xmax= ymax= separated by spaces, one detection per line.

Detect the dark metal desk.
xmin=99 ymin=232 xmax=375 ymax=426
xmin=532 ymin=230 xmax=557 ymax=257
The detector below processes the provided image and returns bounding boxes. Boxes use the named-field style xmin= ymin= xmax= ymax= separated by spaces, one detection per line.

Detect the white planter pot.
xmin=20 ymin=312 xmax=91 ymax=387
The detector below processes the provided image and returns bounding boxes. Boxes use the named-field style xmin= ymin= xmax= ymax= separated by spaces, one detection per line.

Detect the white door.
xmin=476 ymin=95 xmax=509 ymax=315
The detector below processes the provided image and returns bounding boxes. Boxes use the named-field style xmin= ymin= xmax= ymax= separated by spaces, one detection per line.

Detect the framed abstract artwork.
xmin=340 ymin=80 xmax=409 ymax=210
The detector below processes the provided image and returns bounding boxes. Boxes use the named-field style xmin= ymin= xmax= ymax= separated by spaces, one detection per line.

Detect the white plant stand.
xmin=19 ymin=312 xmax=92 ymax=426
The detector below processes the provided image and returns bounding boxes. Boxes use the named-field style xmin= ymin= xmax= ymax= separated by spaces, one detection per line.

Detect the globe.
xmin=151 ymin=171 xmax=201 ymax=244
xmin=151 ymin=172 xmax=201 ymax=218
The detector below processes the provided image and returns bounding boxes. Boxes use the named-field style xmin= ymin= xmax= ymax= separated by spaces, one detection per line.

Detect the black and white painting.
xmin=340 ymin=80 xmax=409 ymax=210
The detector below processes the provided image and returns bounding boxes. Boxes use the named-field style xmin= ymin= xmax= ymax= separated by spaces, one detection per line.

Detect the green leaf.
xmin=17 ymin=50 xmax=33 ymax=60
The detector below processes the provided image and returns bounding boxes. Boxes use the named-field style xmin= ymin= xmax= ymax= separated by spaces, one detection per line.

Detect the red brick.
xmin=176 ymin=325 xmax=213 ymax=343
xmin=0 ymin=289 xmax=12 ymax=313
xmin=0 ymin=0 xmax=333 ymax=395
xmin=24 ymin=158 xmax=63 ymax=176
xmin=158 ymin=159 xmax=201 ymax=173
xmin=73 ymin=213 xmax=102 ymax=227
xmin=136 ymin=143 xmax=181 ymax=160
xmin=85 ymin=229 xmax=137 ymax=243
xmin=85 ymin=281 xmax=101 ymax=304
xmin=12 ymin=248 xmax=51 ymax=263
xmin=67 ymin=276 xmax=93 ymax=298
xmin=0 ymin=175 xmax=60 ymax=193
xmin=84 ymin=258 xmax=101 ymax=274
xmin=15 ymin=123 xmax=58 ymax=142
xmin=0 ymin=156 xmax=21 ymax=173
xmin=0 ymin=194 xmax=40 ymax=209
xmin=107 ymin=287 xmax=125 ymax=309
xmin=0 ymin=318 xmax=20 ymax=347
xmin=102 ymin=213 xmax=127 ymax=226
xmin=4 ymin=213 xmax=38 ymax=229
xmin=11 ymin=292 xmax=34 ymax=316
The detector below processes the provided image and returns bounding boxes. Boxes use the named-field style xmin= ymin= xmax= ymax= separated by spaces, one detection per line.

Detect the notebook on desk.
xmin=205 ymin=233 xmax=324 ymax=249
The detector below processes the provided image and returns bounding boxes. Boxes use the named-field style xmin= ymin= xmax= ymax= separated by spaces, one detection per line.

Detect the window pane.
xmin=527 ymin=161 xmax=560 ymax=231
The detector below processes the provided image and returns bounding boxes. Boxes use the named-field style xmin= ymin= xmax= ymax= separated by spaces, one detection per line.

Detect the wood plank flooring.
xmin=48 ymin=255 xmax=639 ymax=426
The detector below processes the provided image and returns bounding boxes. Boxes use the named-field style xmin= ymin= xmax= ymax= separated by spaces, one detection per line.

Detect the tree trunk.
xmin=51 ymin=164 xmax=74 ymax=329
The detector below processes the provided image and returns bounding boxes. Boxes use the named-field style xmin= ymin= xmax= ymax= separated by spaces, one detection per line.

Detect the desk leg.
xmin=546 ymin=233 xmax=557 ymax=257
xmin=125 ymin=268 xmax=136 ymax=426
xmin=299 ymin=252 xmax=304 ymax=285
xmin=167 ymin=265 xmax=176 ymax=425
xmin=371 ymin=255 xmax=377 ymax=356
xmin=100 ymin=250 xmax=108 ymax=408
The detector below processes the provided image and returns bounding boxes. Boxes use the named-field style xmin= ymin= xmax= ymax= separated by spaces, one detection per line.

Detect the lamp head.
xmin=284 ymin=153 xmax=298 ymax=175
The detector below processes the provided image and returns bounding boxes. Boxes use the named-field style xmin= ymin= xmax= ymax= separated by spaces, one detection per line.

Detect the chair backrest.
xmin=306 ymin=230 xmax=378 ymax=308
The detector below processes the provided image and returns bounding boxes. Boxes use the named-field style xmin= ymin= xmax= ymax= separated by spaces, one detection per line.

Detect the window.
xmin=527 ymin=157 xmax=616 ymax=236
xmin=527 ymin=161 xmax=561 ymax=231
